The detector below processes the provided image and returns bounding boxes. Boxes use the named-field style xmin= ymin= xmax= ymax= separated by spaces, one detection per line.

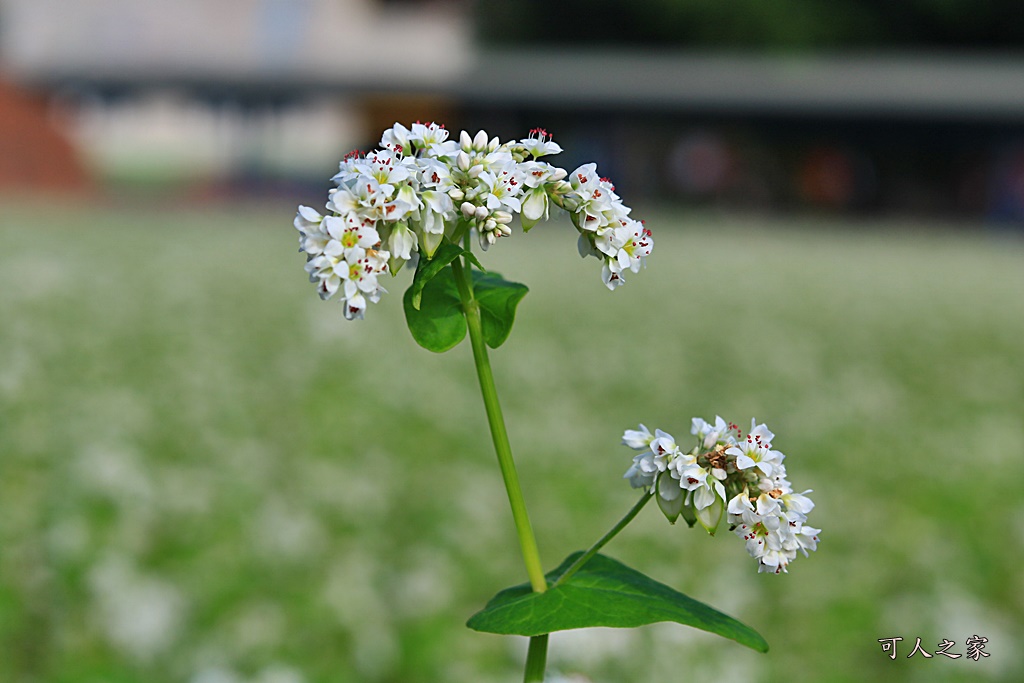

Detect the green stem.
xmin=552 ymin=491 xmax=653 ymax=589
xmin=450 ymin=256 xmax=547 ymax=593
xmin=450 ymin=253 xmax=550 ymax=681
xmin=523 ymin=633 xmax=549 ymax=683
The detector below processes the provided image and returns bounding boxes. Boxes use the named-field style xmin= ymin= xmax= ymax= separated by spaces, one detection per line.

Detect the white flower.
xmin=691 ymin=415 xmax=741 ymax=449
xmin=519 ymin=127 xmax=563 ymax=158
xmin=324 ymin=215 xmax=380 ymax=261
xmin=623 ymin=429 xmax=678 ymax=492
xmin=305 ymin=254 xmax=344 ymax=300
xmin=668 ymin=459 xmax=706 ymax=492
xmin=623 ymin=459 xmax=655 ymax=490
xmin=726 ymin=432 xmax=779 ymax=477
xmin=479 ymin=167 xmax=524 ymax=213
xmin=610 ymin=219 xmax=653 ymax=274
xmin=367 ymin=150 xmax=411 ymax=193
xmin=294 ymin=206 xmax=329 ymax=256
xmin=294 ymin=123 xmax=653 ymax=319
xmin=622 ymin=424 xmax=654 ymax=450
xmin=341 ymin=292 xmax=367 ymax=320
xmin=794 ymin=522 xmax=821 ymax=556
xmin=409 ymin=121 xmax=457 ymax=157
xmin=380 ymin=122 xmax=413 ymax=155
xmin=340 ymin=251 xmax=388 ymax=301
xmin=601 ymin=258 xmax=625 ymax=290
xmin=624 ymin=417 xmax=818 ymax=573
xmin=418 ymin=158 xmax=455 ymax=193
xmin=326 ymin=187 xmax=361 ymax=216
xmin=781 ymin=489 xmax=815 ymax=515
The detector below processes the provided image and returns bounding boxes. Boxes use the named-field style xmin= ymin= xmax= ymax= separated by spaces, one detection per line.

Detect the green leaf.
xmin=409 ymin=242 xmax=481 ymax=310
xmin=471 ymin=271 xmax=528 ymax=349
xmin=467 ymin=553 xmax=768 ymax=653
xmin=402 ymin=266 xmax=466 ymax=353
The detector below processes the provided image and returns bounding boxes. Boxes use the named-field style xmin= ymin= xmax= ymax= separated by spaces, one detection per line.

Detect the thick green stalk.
xmin=552 ymin=491 xmax=653 ymax=589
xmin=523 ymin=634 xmax=549 ymax=683
xmin=449 ymin=256 xmax=547 ymax=593
xmin=450 ymin=253 xmax=549 ymax=682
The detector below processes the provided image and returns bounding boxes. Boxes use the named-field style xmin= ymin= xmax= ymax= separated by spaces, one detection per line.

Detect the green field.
xmin=1 ymin=201 xmax=1022 ymax=683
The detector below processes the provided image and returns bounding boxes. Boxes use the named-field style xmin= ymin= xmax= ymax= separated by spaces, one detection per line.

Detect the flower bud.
xmin=483 ymin=218 xmax=497 ymax=232
xmin=460 ymin=130 xmax=473 ymax=151
xmin=457 ymin=151 xmax=471 ymax=171
xmin=492 ymin=210 xmax=513 ymax=224
xmin=448 ymin=188 xmax=465 ymax=201
xmin=474 ymin=205 xmax=489 ymax=220
xmin=473 ymin=130 xmax=488 ymax=151
xmin=488 ymin=136 xmax=500 ymax=152
xmin=461 ymin=202 xmax=477 ymax=218
xmin=498 ymin=224 xmax=512 ymax=236
xmin=468 ymin=164 xmax=484 ymax=179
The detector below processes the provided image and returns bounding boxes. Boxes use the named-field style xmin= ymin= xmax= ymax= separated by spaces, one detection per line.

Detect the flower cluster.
xmin=623 ymin=417 xmax=820 ymax=574
xmin=293 ymin=123 xmax=652 ymax=318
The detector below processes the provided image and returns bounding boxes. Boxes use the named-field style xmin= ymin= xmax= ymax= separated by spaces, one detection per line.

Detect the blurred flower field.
xmin=1 ymin=201 xmax=1022 ymax=683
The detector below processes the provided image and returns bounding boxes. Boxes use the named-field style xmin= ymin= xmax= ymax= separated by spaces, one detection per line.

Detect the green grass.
xmin=1 ymin=201 xmax=1022 ymax=683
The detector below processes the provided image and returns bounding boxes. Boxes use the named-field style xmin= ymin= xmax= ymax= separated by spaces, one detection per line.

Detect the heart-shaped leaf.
xmin=402 ymin=266 xmax=466 ymax=353
xmin=467 ymin=552 xmax=768 ymax=653
xmin=471 ymin=271 xmax=528 ymax=349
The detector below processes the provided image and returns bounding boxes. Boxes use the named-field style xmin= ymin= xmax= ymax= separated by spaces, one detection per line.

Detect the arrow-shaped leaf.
xmin=467 ymin=552 xmax=768 ymax=653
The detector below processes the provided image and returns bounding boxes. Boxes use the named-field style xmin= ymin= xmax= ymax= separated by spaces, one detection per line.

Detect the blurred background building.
xmin=3 ymin=0 xmax=1024 ymax=221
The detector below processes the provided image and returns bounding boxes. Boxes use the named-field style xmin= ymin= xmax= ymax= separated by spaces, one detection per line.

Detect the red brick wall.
xmin=0 ymin=80 xmax=93 ymax=192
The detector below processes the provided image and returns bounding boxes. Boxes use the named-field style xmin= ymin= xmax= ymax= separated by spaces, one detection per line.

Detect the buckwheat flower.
xmin=623 ymin=417 xmax=819 ymax=572
xmin=623 ymin=428 xmax=679 ymax=491
xmin=794 ymin=522 xmax=821 ymax=556
xmin=622 ymin=424 xmax=654 ymax=450
xmin=668 ymin=458 xmax=706 ymax=493
xmin=601 ymin=259 xmax=626 ymax=290
xmin=326 ymin=186 xmax=360 ymax=216
xmin=519 ymin=161 xmax=563 ymax=228
xmin=649 ymin=429 xmax=680 ymax=461
xmin=305 ymin=253 xmax=344 ymax=300
xmin=294 ymin=204 xmax=323 ymax=233
xmin=324 ymin=215 xmax=380 ymax=262
xmin=409 ymin=121 xmax=458 ymax=157
xmin=477 ymin=148 xmax=516 ymax=176
xmin=519 ymin=127 xmax=563 ymax=158
xmin=380 ymin=122 xmax=413 ymax=155
xmin=623 ymin=457 xmax=656 ymax=491
xmin=293 ymin=122 xmax=654 ymax=319
xmin=341 ymin=291 xmax=380 ymax=321
xmin=726 ymin=428 xmax=780 ymax=477
xmin=418 ymin=157 xmax=456 ymax=192
xmin=340 ymin=250 xmax=389 ymax=303
xmin=479 ymin=167 xmax=525 ymax=213
xmin=691 ymin=415 xmax=742 ymax=449
xmin=294 ymin=206 xmax=329 ymax=256
xmin=366 ymin=149 xmax=411 ymax=191
xmin=594 ymin=220 xmax=653 ymax=275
